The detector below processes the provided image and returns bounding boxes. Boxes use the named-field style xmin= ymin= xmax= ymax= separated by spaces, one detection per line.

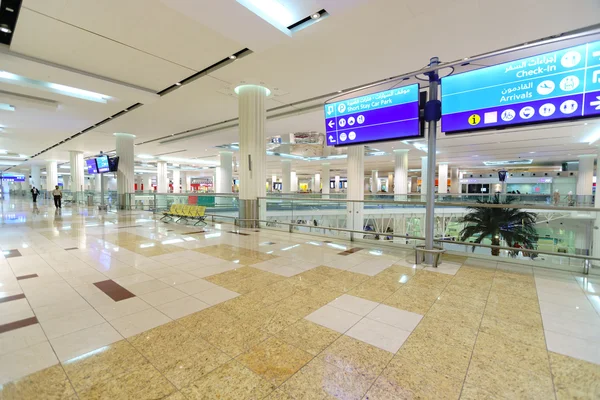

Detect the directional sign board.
xmin=441 ymin=40 xmax=600 ymax=133
xmin=324 ymin=84 xmax=421 ymax=146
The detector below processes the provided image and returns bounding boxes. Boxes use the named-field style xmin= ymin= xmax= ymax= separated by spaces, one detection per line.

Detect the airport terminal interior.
xmin=0 ymin=0 xmax=600 ymax=399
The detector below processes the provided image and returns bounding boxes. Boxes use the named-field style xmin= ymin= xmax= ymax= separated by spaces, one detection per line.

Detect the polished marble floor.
xmin=0 ymin=198 xmax=599 ymax=399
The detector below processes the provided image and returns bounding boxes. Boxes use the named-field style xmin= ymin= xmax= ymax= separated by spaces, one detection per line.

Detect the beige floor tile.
xmin=180 ymin=360 xmax=276 ymax=400
xmin=237 ymin=337 xmax=312 ymax=385
xmin=409 ymin=316 xmax=479 ymax=350
xmin=464 ymin=357 xmax=554 ymax=400
xmin=319 ymin=271 xmax=370 ymax=293
xmin=76 ymin=363 xmax=177 ymax=400
xmin=280 ymin=357 xmax=371 ymax=400
xmin=318 ymin=335 xmax=393 ymax=382
xmin=433 ymin=291 xmax=487 ymax=314
xmin=347 ymin=278 xmax=399 ymax=303
xmin=426 ymin=303 xmax=483 ymax=331
xmin=110 ymin=308 xmax=171 ymax=338
xmin=479 ymin=314 xmax=546 ymax=349
xmin=382 ymin=285 xmax=439 ymax=314
xmin=472 ymin=331 xmax=550 ymax=376
xmin=484 ymin=301 xmax=543 ymax=328
xmin=264 ymin=389 xmax=296 ymax=400
xmin=0 ymin=364 xmax=76 ymax=400
xmin=549 ymin=351 xmax=600 ymax=400
xmin=276 ymin=319 xmax=341 ymax=356
xmin=459 ymin=383 xmax=504 ymax=399
xmin=286 ymin=269 xmax=335 ymax=287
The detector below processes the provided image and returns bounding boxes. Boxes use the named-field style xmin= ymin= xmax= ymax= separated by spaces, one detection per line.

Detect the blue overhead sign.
xmin=325 ymin=84 xmax=421 ymax=146
xmin=442 ymin=40 xmax=600 ymax=133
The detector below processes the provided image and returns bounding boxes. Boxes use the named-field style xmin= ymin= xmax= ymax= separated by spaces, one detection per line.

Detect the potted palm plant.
xmin=458 ymin=195 xmax=538 ymax=256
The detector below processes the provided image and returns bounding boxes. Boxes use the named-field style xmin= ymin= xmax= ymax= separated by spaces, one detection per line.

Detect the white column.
xmin=69 ymin=151 xmax=85 ymax=195
xmin=346 ymin=146 xmax=364 ymax=231
xmin=335 ymin=176 xmax=340 ymax=192
xmin=291 ymin=172 xmax=298 ymax=192
xmin=314 ymin=173 xmax=321 ymax=193
xmin=322 ymin=164 xmax=330 ymax=195
xmin=94 ymin=175 xmax=102 ymax=192
xmin=394 ymin=150 xmax=409 ymax=196
xmin=371 ymin=170 xmax=379 ymax=193
xmin=184 ymin=172 xmax=193 ymax=192
xmin=157 ymin=161 xmax=168 ymax=193
xmin=46 ymin=161 xmax=58 ymax=193
xmin=172 ymin=167 xmax=181 ymax=194
xmin=238 ymin=85 xmax=268 ymax=225
xmin=420 ymin=156 xmax=428 ymax=196
xmin=438 ymin=164 xmax=449 ymax=194
xmin=271 ymin=175 xmax=277 ymax=191
xmin=30 ymin=166 xmax=41 ymax=189
xmin=593 ymin=148 xmax=600 ymax=263
xmin=577 ymin=155 xmax=594 ymax=196
xmin=62 ymin=175 xmax=70 ymax=192
xmin=216 ymin=151 xmax=233 ymax=194
xmin=115 ymin=133 xmax=136 ymax=197
xmin=451 ymin=167 xmax=461 ymax=194
xmin=281 ymin=160 xmax=291 ymax=193
xmin=387 ymin=173 xmax=393 ymax=193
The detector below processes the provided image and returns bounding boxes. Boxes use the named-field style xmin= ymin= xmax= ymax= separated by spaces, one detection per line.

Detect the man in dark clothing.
xmin=31 ymin=187 xmax=39 ymax=203
xmin=52 ymin=186 xmax=62 ymax=208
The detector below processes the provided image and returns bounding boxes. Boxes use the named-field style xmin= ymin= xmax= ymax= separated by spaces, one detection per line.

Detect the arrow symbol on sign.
xmin=329 ymin=135 xmax=334 ymax=142
xmin=591 ymin=96 xmax=600 ymax=110
xmin=328 ymin=120 xmax=335 ymax=129
xmin=593 ymin=51 xmax=600 ymax=59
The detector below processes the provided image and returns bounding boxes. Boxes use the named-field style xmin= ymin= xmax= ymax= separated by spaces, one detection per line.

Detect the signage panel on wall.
xmin=1 ymin=175 xmax=25 ymax=182
xmin=324 ymin=84 xmax=421 ymax=146
xmin=441 ymin=40 xmax=600 ymax=133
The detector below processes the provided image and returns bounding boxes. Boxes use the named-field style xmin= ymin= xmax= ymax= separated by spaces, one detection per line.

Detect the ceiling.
xmin=0 ymin=0 xmax=599 ymax=177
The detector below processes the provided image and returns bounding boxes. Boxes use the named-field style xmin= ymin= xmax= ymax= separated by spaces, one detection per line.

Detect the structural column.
xmin=157 ymin=161 xmax=168 ymax=193
xmin=115 ymin=133 xmax=136 ymax=208
xmin=577 ymin=155 xmax=594 ymax=197
xmin=171 ymin=168 xmax=181 ymax=194
xmin=62 ymin=175 xmax=70 ymax=192
xmin=216 ymin=151 xmax=233 ymax=194
xmin=184 ymin=172 xmax=193 ymax=192
xmin=420 ymin=156 xmax=428 ymax=197
xmin=30 ymin=165 xmax=41 ymax=189
xmin=592 ymin=148 xmax=600 ymax=264
xmin=335 ymin=176 xmax=340 ymax=192
xmin=69 ymin=151 xmax=85 ymax=201
xmin=281 ymin=160 xmax=291 ymax=193
xmin=346 ymin=146 xmax=364 ymax=232
xmin=46 ymin=161 xmax=58 ymax=194
xmin=438 ymin=164 xmax=448 ymax=194
xmin=237 ymin=85 xmax=269 ymax=227
xmin=451 ymin=167 xmax=461 ymax=194
xmin=322 ymin=164 xmax=330 ymax=196
xmin=314 ymin=173 xmax=321 ymax=193
xmin=371 ymin=170 xmax=379 ymax=193
xmin=394 ymin=149 xmax=409 ymax=198
xmin=290 ymin=172 xmax=298 ymax=192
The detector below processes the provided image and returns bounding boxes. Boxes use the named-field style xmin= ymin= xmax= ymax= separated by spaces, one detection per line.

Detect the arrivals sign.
xmin=324 ymin=84 xmax=421 ymax=146
xmin=1 ymin=175 xmax=25 ymax=182
xmin=441 ymin=40 xmax=600 ymax=133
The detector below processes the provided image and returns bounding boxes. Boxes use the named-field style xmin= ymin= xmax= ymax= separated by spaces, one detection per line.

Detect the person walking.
xmin=52 ymin=185 xmax=62 ymax=208
xmin=31 ymin=186 xmax=39 ymax=203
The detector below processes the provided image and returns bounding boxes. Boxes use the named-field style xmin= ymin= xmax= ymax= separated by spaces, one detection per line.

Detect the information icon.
xmin=348 ymin=131 xmax=356 ymax=141
xmin=560 ymin=100 xmax=578 ymax=114
xmin=501 ymin=109 xmax=516 ymax=122
xmin=337 ymin=103 xmax=346 ymax=113
xmin=338 ymin=118 xmax=346 ymax=128
xmin=537 ymin=80 xmax=555 ymax=95
xmin=348 ymin=117 xmax=356 ymax=126
xmin=561 ymin=51 xmax=582 ymax=68
xmin=520 ymin=106 xmax=535 ymax=119
xmin=357 ymin=115 xmax=365 ymax=124
xmin=339 ymin=132 xmax=347 ymax=142
xmin=539 ymin=103 xmax=556 ymax=117
xmin=560 ymin=76 xmax=579 ymax=91
xmin=468 ymin=114 xmax=481 ymax=126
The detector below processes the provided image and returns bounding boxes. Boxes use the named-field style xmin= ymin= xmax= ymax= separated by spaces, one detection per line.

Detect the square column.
xmin=346 ymin=146 xmax=364 ymax=232
xmin=438 ymin=164 xmax=448 ymax=194
xmin=157 ymin=161 xmax=168 ymax=193
xmin=46 ymin=161 xmax=58 ymax=194
xmin=322 ymin=164 xmax=330 ymax=196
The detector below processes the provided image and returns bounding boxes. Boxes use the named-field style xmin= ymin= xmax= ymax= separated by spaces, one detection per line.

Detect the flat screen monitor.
xmin=86 ymin=159 xmax=98 ymax=174
xmin=108 ymin=156 xmax=120 ymax=172
xmin=96 ymin=156 xmax=110 ymax=173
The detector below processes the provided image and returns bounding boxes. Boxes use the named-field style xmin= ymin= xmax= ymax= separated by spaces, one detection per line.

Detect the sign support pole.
xmin=425 ymin=57 xmax=441 ymax=264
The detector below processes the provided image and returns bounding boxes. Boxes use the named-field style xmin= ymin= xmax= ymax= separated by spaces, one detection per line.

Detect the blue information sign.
xmin=325 ymin=84 xmax=421 ymax=146
xmin=86 ymin=159 xmax=98 ymax=174
xmin=96 ymin=156 xmax=110 ymax=173
xmin=442 ymin=40 xmax=600 ymax=133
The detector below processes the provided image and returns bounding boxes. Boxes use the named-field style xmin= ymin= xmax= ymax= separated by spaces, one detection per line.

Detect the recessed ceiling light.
xmin=229 ymin=55 xmax=237 ymax=60
xmin=175 ymin=83 xmax=182 ymax=86
xmin=529 ymin=152 xmax=535 ymax=154
xmin=311 ymin=13 xmax=321 ymax=19
xmin=337 ymin=90 xmax=342 ymax=93
xmin=0 ymin=24 xmax=12 ymax=34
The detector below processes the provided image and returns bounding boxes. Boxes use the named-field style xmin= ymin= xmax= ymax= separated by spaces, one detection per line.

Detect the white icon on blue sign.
xmin=339 ymin=118 xmax=347 ymax=128
xmin=349 ymin=132 xmax=356 ymax=141
xmin=539 ymin=103 xmax=556 ymax=117
xmin=520 ymin=106 xmax=535 ymax=119
xmin=501 ymin=109 xmax=516 ymax=122
xmin=559 ymin=76 xmax=579 ymax=91
xmin=561 ymin=51 xmax=582 ymax=68
xmin=340 ymin=132 xmax=347 ymax=142
xmin=537 ymin=80 xmax=555 ymax=96
xmin=357 ymin=115 xmax=365 ymax=124
xmin=328 ymin=135 xmax=335 ymax=143
xmin=560 ymin=100 xmax=578 ymax=114
xmin=326 ymin=105 xmax=334 ymax=116
xmin=337 ymin=104 xmax=346 ymax=113
xmin=348 ymin=117 xmax=356 ymax=126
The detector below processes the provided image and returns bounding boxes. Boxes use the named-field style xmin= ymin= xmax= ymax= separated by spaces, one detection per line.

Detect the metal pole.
xmin=99 ymin=173 xmax=105 ymax=211
xmin=425 ymin=57 xmax=441 ymax=265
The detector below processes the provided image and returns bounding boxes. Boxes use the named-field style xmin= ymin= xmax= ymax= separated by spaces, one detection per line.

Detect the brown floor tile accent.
xmin=94 ymin=280 xmax=136 ymax=302
xmin=0 ymin=316 xmax=38 ymax=334
xmin=323 ymin=241 xmax=333 ymax=243
xmin=185 ymin=231 xmax=207 ymax=235
xmin=115 ymin=225 xmax=143 ymax=229
xmin=338 ymin=247 xmax=363 ymax=256
xmin=16 ymin=274 xmax=39 ymax=281
xmin=228 ymin=231 xmax=250 ymax=236
xmin=64 ymin=247 xmax=78 ymax=251
xmin=261 ymin=242 xmax=276 ymax=246
xmin=3 ymin=249 xmax=22 ymax=258
xmin=0 ymin=293 xmax=26 ymax=304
